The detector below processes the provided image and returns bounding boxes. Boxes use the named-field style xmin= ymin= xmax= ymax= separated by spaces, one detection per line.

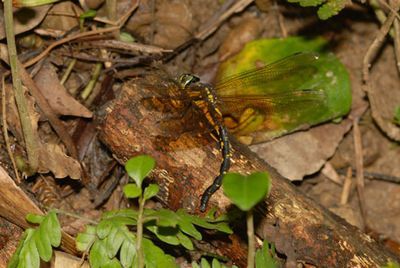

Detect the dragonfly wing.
xmin=215 ymin=52 xmax=321 ymax=97
xmin=219 ymin=89 xmax=328 ymax=143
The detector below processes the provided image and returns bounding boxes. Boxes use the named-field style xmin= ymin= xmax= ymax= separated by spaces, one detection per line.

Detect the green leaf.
xmin=223 ymin=172 xmax=271 ymax=211
xmin=103 ymin=258 xmax=122 ymax=268
xmin=105 ymin=226 xmax=125 ymax=258
xmin=212 ymin=258 xmax=222 ymax=268
xmin=25 ymin=214 xmax=44 ymax=224
xmin=145 ymin=209 xmax=178 ymax=227
xmin=35 ymin=227 xmax=52 ymax=262
xmin=97 ymin=220 xmax=113 ymax=239
xmin=76 ymin=225 xmax=97 ymax=252
xmin=317 ymin=0 xmax=347 ymax=20
xmin=142 ymin=238 xmax=178 ymax=268
xmin=255 ymin=240 xmax=278 ymax=268
xmin=102 ymin=209 xmax=138 ymax=221
xmin=201 ymin=258 xmax=211 ymax=268
xmin=7 ymin=231 xmax=27 ymax=268
xmin=177 ymin=231 xmax=193 ymax=250
xmin=178 ymin=209 xmax=232 ymax=234
xmin=123 ymin=183 xmax=142 ymax=199
xmin=143 ymin=184 xmax=159 ymax=200
xmin=146 ymin=225 xmax=180 ymax=246
xmin=125 ymin=155 xmax=155 ymax=187
xmin=120 ymin=238 xmax=136 ymax=268
xmin=43 ymin=211 xmax=61 ymax=247
xmin=18 ymin=229 xmax=40 ymax=268
xmin=176 ymin=211 xmax=202 ymax=240
xmin=89 ymin=239 xmax=110 ymax=268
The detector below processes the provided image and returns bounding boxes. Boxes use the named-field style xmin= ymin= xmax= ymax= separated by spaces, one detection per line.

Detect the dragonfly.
xmin=146 ymin=52 xmax=328 ymax=211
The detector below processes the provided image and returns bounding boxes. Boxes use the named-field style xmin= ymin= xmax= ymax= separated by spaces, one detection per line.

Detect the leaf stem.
xmin=136 ymin=196 xmax=145 ymax=268
xmin=247 ymin=209 xmax=255 ymax=268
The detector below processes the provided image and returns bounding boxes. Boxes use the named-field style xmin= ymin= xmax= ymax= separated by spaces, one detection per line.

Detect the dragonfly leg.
xmin=200 ymin=125 xmax=231 ymax=211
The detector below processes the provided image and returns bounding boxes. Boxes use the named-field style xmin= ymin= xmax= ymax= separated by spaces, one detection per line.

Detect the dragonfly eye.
xmin=178 ymin=74 xmax=200 ymax=88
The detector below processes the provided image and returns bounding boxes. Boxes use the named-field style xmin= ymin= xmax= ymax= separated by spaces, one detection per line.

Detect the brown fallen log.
xmin=99 ymin=75 xmax=399 ymax=267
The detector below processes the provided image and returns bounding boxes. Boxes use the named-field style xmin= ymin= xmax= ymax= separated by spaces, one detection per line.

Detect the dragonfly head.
xmin=178 ymin=74 xmax=200 ymax=89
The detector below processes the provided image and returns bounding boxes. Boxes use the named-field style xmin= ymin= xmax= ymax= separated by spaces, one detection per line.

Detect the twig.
xmin=84 ymin=39 xmax=171 ymax=54
xmin=81 ymin=63 xmax=103 ymax=100
xmin=337 ymin=168 xmax=400 ymax=183
xmin=352 ymin=118 xmax=367 ymax=230
xmin=3 ymin=0 xmax=39 ymax=172
xmin=393 ymin=12 xmax=400 ymax=73
xmin=195 ymin=0 xmax=254 ymax=40
xmin=60 ymin=59 xmax=77 ymax=85
xmin=1 ymin=77 xmax=21 ymax=183
xmin=340 ymin=167 xmax=353 ymax=205
xmin=22 ymin=26 xmax=120 ymax=68
xmin=362 ymin=3 xmax=400 ymax=83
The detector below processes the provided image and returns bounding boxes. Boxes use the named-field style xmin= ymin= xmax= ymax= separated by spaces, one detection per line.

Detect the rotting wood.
xmin=0 ymin=166 xmax=77 ymax=257
xmin=99 ymin=76 xmax=399 ymax=267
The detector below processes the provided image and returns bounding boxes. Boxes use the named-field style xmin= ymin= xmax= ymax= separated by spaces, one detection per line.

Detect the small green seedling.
xmin=223 ymin=172 xmax=276 ymax=268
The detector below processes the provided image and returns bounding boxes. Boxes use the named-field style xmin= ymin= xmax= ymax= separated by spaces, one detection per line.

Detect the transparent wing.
xmin=219 ymin=89 xmax=327 ymax=117
xmin=215 ymin=52 xmax=320 ymax=97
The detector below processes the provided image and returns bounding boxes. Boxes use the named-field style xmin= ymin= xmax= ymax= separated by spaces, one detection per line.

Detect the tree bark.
xmin=99 ymin=76 xmax=399 ymax=267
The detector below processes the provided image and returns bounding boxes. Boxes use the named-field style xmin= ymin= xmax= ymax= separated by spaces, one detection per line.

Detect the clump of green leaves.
xmin=223 ymin=172 xmax=277 ymax=268
xmin=76 ymin=155 xmax=233 ymax=268
xmin=8 ymin=211 xmax=61 ymax=268
xmin=287 ymin=0 xmax=347 ymax=20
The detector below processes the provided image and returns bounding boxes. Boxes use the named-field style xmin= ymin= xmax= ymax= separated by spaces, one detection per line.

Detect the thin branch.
xmin=3 ymin=0 xmax=39 ymax=172
xmin=353 ymin=118 xmax=367 ymax=230
xmin=362 ymin=3 xmax=400 ymax=83
xmin=22 ymin=26 xmax=120 ymax=68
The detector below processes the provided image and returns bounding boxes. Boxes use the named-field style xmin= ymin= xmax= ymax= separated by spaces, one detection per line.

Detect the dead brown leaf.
xmin=52 ymin=251 xmax=90 ymax=268
xmin=5 ymin=82 xmax=81 ymax=179
xmin=251 ymin=120 xmax=353 ymax=180
xmin=126 ymin=0 xmax=194 ymax=49
xmin=368 ymin=44 xmax=400 ymax=141
xmin=39 ymin=1 xmax=82 ymax=32
xmin=34 ymin=63 xmax=92 ymax=118
xmin=219 ymin=17 xmax=262 ymax=61
xmin=38 ymin=143 xmax=81 ymax=180
xmin=0 ymin=5 xmax=51 ymax=40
